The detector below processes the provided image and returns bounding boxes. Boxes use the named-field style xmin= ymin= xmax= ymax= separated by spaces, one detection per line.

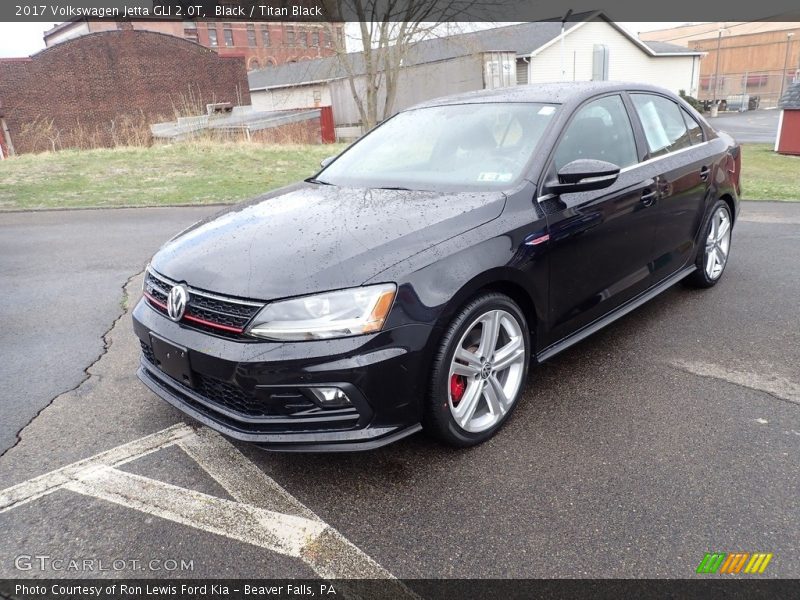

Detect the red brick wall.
xmin=200 ymin=23 xmax=344 ymax=70
xmin=45 ymin=21 xmax=344 ymax=71
xmin=0 ymin=30 xmax=250 ymax=154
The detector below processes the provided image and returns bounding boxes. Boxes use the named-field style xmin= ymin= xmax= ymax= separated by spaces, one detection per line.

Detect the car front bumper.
xmin=132 ymin=298 xmax=433 ymax=451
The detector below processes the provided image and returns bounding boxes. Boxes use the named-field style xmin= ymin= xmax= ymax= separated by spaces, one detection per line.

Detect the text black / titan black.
xmin=133 ymin=82 xmax=741 ymax=451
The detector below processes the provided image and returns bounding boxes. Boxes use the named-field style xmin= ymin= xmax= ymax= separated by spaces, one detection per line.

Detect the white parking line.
xmin=0 ymin=424 xmax=412 ymax=589
xmin=66 ymin=466 xmax=327 ymax=558
xmin=178 ymin=427 xmax=317 ymax=519
xmin=0 ymin=423 xmax=192 ymax=513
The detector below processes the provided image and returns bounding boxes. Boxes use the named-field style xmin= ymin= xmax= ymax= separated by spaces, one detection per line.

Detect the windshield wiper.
xmin=374 ymin=186 xmax=412 ymax=191
xmin=306 ymin=177 xmax=332 ymax=185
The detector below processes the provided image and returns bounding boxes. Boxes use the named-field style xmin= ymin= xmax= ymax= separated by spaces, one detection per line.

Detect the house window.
xmin=311 ymin=30 xmax=320 ymax=47
xmin=298 ymin=28 xmax=307 ymax=47
xmin=247 ymin=24 xmax=256 ymax=47
xmin=183 ymin=22 xmax=199 ymax=43
xmin=208 ymin=27 xmax=218 ymax=47
xmin=261 ymin=26 xmax=270 ymax=47
xmin=516 ymin=58 xmax=528 ymax=85
xmin=592 ymin=44 xmax=609 ymax=81
xmin=286 ymin=26 xmax=295 ymax=46
xmin=323 ymin=30 xmax=331 ymax=47
xmin=223 ymin=23 xmax=234 ymax=47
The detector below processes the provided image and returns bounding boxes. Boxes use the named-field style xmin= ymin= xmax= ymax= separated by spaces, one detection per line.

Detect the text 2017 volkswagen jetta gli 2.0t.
xmin=134 ymin=82 xmax=741 ymax=451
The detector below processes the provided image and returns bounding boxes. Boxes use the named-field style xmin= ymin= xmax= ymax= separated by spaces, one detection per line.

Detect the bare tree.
xmin=321 ymin=0 xmax=485 ymax=131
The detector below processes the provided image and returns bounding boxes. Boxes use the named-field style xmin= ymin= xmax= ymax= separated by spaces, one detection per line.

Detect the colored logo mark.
xmin=696 ymin=552 xmax=773 ymax=574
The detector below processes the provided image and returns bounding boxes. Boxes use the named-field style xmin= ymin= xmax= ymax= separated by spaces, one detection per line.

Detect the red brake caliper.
xmin=450 ymin=374 xmax=466 ymax=405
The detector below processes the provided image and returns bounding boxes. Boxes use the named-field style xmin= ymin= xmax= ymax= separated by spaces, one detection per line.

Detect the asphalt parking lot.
xmin=0 ymin=202 xmax=798 ymax=579
xmin=708 ymin=109 xmax=780 ymax=143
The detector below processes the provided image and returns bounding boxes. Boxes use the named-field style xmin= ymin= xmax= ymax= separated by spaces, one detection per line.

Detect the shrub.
xmin=679 ymin=89 xmax=702 ymax=111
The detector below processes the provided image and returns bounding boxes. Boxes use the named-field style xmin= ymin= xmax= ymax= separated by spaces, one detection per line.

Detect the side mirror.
xmin=546 ymin=159 xmax=620 ymax=195
xmin=320 ymin=156 xmax=335 ymax=169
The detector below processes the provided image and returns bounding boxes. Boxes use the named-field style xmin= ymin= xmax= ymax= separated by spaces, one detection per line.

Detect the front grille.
xmin=139 ymin=340 xmax=359 ymax=428
xmin=143 ymin=269 xmax=264 ymax=338
xmin=194 ymin=374 xmax=319 ymax=417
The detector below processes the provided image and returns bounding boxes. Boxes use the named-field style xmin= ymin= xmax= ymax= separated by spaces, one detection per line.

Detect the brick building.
xmin=43 ymin=20 xmax=345 ymax=71
xmin=0 ymin=30 xmax=250 ymax=154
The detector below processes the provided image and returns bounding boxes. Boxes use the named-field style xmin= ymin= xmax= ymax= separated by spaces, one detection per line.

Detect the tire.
xmin=686 ymin=199 xmax=733 ymax=289
xmin=425 ymin=292 xmax=530 ymax=447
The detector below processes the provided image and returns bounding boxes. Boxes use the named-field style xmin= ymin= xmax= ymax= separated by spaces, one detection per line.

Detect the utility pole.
xmin=779 ymin=32 xmax=795 ymax=102
xmin=561 ymin=9 xmax=572 ymax=80
xmin=712 ymin=27 xmax=724 ymax=105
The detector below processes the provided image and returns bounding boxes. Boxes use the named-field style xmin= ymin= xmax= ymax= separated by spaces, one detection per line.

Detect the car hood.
xmin=151 ymin=182 xmax=506 ymax=300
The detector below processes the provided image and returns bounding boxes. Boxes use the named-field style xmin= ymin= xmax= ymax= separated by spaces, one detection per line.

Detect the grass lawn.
xmin=741 ymin=144 xmax=800 ymax=201
xmin=1 ymin=141 xmax=796 ymax=210
xmin=0 ymin=142 xmax=347 ymax=210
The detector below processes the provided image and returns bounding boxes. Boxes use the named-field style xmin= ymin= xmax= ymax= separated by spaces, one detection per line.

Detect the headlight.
xmin=246 ymin=284 xmax=396 ymax=341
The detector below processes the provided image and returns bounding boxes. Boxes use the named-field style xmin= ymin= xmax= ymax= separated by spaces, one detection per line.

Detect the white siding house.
xmin=250 ymin=84 xmax=333 ymax=113
xmin=525 ymin=20 xmax=701 ymax=96
xmin=249 ymin=12 xmax=701 ymax=139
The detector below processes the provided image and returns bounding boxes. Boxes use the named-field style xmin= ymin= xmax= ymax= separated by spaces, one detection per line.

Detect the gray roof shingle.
xmin=779 ymin=82 xmax=800 ymax=109
xmin=641 ymin=40 xmax=701 ymax=54
xmin=249 ymin=14 xmax=701 ymax=91
xmin=249 ymin=19 xmax=584 ymax=90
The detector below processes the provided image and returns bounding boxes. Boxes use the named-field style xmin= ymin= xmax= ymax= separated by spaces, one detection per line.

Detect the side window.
xmin=681 ymin=108 xmax=704 ymax=144
xmin=631 ymin=94 xmax=692 ymax=156
xmin=553 ymin=95 xmax=638 ymax=171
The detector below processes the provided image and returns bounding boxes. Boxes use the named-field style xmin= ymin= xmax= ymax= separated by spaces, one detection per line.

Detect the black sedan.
xmin=133 ymin=82 xmax=741 ymax=451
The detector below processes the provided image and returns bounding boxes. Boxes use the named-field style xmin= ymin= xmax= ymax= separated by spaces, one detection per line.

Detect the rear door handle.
xmin=700 ymin=166 xmax=710 ymax=182
xmin=641 ymin=189 xmax=657 ymax=207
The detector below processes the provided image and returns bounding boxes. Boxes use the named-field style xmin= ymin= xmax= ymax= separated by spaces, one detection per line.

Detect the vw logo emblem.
xmin=166 ymin=285 xmax=189 ymax=322
xmin=480 ymin=362 xmax=492 ymax=380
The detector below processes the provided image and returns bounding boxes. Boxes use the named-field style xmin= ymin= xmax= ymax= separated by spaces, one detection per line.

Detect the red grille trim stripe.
xmin=144 ymin=291 xmax=245 ymax=334
xmin=183 ymin=313 xmax=245 ymax=334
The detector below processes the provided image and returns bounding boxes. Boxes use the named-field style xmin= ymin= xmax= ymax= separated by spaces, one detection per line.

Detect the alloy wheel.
xmin=705 ymin=206 xmax=731 ymax=280
xmin=447 ymin=309 xmax=527 ymax=433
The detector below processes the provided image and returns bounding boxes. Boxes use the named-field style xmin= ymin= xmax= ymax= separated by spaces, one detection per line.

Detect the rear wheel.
xmin=425 ymin=293 xmax=530 ymax=447
xmin=686 ymin=200 xmax=732 ymax=288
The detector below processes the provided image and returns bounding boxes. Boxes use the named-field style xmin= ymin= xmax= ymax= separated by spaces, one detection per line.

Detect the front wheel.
xmin=686 ymin=200 xmax=733 ymax=288
xmin=425 ymin=293 xmax=530 ymax=447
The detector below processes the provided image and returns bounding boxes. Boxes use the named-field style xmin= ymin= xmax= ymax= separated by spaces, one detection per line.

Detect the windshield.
xmin=315 ymin=102 xmax=558 ymax=191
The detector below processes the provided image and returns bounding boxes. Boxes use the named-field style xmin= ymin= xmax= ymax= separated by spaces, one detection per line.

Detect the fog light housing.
xmin=306 ymin=387 xmax=352 ymax=408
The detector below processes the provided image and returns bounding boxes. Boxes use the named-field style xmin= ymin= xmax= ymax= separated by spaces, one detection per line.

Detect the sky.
xmin=0 ymin=21 xmax=691 ymax=59
xmin=0 ymin=22 xmax=55 ymax=57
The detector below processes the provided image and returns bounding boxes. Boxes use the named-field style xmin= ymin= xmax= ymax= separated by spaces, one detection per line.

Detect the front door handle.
xmin=641 ymin=189 xmax=657 ymax=207
xmin=700 ymin=166 xmax=710 ymax=182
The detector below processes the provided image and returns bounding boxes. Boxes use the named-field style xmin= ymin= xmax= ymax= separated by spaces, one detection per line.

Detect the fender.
xmin=375 ymin=187 xmax=550 ymax=358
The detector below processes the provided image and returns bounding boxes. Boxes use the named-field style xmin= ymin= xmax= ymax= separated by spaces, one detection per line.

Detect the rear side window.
xmin=631 ymin=93 xmax=692 ymax=157
xmin=553 ymin=94 xmax=638 ymax=170
xmin=681 ymin=108 xmax=704 ymax=144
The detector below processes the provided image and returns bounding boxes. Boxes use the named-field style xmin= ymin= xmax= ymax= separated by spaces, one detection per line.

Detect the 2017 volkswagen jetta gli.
xmin=134 ymin=82 xmax=741 ymax=451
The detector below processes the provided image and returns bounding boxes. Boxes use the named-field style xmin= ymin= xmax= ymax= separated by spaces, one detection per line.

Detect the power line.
xmin=650 ymin=18 xmax=799 ymax=44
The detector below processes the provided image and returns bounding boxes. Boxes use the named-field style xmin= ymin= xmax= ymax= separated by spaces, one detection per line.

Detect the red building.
xmin=43 ymin=20 xmax=344 ymax=71
xmin=0 ymin=30 xmax=250 ymax=154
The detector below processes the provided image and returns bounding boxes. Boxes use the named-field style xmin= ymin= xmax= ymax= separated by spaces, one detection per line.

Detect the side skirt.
xmin=536 ymin=265 xmax=696 ymax=363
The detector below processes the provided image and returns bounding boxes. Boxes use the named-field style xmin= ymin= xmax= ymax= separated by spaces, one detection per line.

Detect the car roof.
xmin=408 ymin=81 xmax=677 ymax=110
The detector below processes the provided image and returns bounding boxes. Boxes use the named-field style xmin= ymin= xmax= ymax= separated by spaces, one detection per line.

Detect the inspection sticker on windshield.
xmin=478 ymin=172 xmax=513 ymax=182
xmin=538 ymin=106 xmax=556 ymax=115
